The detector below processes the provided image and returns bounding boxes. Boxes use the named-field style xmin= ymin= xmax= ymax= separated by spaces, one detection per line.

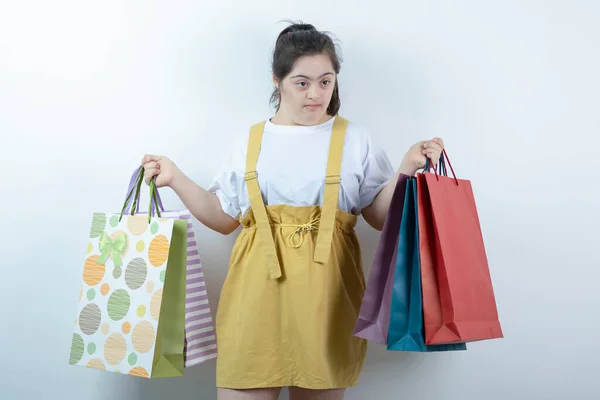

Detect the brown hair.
xmin=270 ymin=22 xmax=343 ymax=115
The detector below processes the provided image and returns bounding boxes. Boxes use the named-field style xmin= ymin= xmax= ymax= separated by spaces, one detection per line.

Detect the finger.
xmin=144 ymin=168 xmax=159 ymax=184
xmin=425 ymin=151 xmax=441 ymax=161
xmin=424 ymin=141 xmax=443 ymax=152
xmin=145 ymin=167 xmax=159 ymax=178
xmin=143 ymin=161 xmax=160 ymax=171
xmin=432 ymin=137 xmax=444 ymax=147
xmin=422 ymin=148 xmax=442 ymax=158
xmin=426 ymin=152 xmax=439 ymax=164
xmin=422 ymin=151 xmax=441 ymax=165
xmin=142 ymin=154 xmax=161 ymax=165
xmin=422 ymin=140 xmax=442 ymax=151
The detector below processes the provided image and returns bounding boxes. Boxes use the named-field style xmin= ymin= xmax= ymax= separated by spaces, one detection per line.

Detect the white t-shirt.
xmin=208 ymin=116 xmax=395 ymax=220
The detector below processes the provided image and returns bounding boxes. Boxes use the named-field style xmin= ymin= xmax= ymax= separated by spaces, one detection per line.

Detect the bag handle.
xmin=424 ymin=149 xmax=459 ymax=185
xmin=125 ymin=167 xmax=165 ymax=216
xmin=123 ymin=166 xmax=165 ymax=216
xmin=424 ymin=155 xmax=444 ymax=175
xmin=119 ymin=166 xmax=163 ymax=223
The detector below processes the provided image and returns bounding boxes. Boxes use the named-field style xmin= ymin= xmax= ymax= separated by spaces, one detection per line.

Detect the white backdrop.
xmin=2 ymin=1 xmax=599 ymax=399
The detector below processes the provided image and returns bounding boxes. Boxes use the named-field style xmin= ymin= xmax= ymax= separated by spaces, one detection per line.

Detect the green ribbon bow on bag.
xmin=97 ymin=231 xmax=128 ymax=266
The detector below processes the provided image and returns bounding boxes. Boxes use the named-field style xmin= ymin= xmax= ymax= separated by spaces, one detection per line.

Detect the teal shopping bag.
xmin=386 ymin=177 xmax=467 ymax=352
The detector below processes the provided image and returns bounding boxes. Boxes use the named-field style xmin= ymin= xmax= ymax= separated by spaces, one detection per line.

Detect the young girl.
xmin=142 ymin=22 xmax=443 ymax=400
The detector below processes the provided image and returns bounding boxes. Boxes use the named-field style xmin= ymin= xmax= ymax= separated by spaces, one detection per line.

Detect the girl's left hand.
xmin=399 ymin=137 xmax=445 ymax=176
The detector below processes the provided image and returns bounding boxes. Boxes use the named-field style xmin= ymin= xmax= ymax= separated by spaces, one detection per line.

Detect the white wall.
xmin=2 ymin=1 xmax=599 ymax=399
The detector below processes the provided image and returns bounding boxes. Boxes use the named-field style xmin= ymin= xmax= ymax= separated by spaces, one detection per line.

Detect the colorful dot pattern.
xmin=70 ymin=212 xmax=174 ymax=378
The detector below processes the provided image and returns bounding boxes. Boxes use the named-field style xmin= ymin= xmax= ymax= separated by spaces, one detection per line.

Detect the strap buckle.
xmin=244 ymin=171 xmax=258 ymax=181
xmin=325 ymin=174 xmax=341 ymax=184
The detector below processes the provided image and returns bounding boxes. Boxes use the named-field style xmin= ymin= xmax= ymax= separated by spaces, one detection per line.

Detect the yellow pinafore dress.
xmin=215 ymin=116 xmax=367 ymax=390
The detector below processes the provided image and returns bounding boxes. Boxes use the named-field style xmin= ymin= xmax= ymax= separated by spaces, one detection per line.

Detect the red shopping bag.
xmin=417 ymin=151 xmax=503 ymax=344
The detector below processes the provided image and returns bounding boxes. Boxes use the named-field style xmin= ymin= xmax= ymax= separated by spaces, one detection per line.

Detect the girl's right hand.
xmin=141 ymin=154 xmax=179 ymax=188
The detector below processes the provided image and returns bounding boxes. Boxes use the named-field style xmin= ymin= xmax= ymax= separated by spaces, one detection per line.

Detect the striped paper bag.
xmin=160 ymin=210 xmax=218 ymax=367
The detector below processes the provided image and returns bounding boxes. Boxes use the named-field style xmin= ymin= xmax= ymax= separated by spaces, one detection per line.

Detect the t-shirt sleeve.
xmin=207 ymin=145 xmax=242 ymax=220
xmin=358 ymin=133 xmax=395 ymax=210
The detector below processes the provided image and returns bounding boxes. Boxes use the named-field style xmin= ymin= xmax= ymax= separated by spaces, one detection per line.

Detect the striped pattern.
xmin=165 ymin=210 xmax=217 ymax=367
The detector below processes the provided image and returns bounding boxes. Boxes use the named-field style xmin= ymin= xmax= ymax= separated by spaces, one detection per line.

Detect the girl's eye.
xmin=297 ymin=81 xmax=307 ymax=87
xmin=322 ymin=80 xmax=331 ymax=86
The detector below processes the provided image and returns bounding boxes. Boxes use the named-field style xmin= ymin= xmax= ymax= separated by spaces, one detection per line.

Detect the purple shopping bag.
xmin=353 ymin=173 xmax=409 ymax=344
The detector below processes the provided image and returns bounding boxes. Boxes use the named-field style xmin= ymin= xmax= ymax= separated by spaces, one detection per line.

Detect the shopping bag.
xmin=122 ymin=169 xmax=217 ymax=367
xmin=386 ymin=177 xmax=467 ymax=352
xmin=161 ymin=210 xmax=217 ymax=366
xmin=69 ymin=167 xmax=187 ymax=378
xmin=353 ymin=173 xmax=409 ymax=344
xmin=418 ymin=151 xmax=503 ymax=344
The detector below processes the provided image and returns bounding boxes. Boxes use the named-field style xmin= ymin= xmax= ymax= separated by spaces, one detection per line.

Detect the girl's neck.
xmin=270 ymin=109 xmax=333 ymax=127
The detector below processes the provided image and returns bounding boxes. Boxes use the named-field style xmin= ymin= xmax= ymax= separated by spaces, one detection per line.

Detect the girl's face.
xmin=274 ymin=53 xmax=337 ymax=126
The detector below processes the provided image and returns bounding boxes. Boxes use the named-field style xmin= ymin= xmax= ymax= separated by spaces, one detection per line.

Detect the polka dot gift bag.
xmin=69 ymin=166 xmax=216 ymax=378
xmin=121 ymin=167 xmax=218 ymax=368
